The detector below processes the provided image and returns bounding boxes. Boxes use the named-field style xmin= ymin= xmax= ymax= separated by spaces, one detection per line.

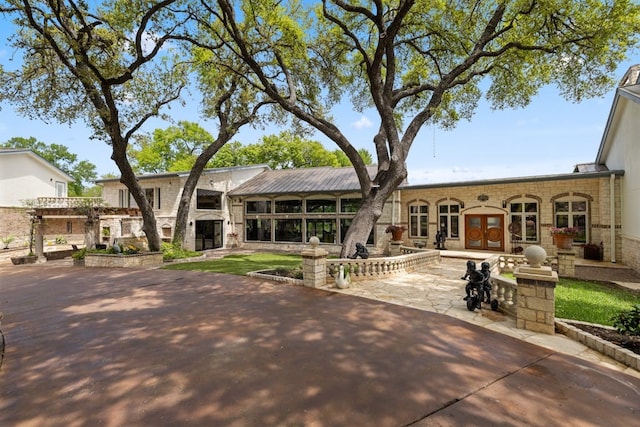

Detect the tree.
xmin=205 ymin=0 xmax=639 ymax=256
xmin=0 ymin=0 xmax=193 ymax=251
xmin=1 ymin=136 xmax=98 ymax=196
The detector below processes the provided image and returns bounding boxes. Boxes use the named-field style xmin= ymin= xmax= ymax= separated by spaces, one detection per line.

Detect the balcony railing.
xmin=33 ymin=197 xmax=105 ymax=209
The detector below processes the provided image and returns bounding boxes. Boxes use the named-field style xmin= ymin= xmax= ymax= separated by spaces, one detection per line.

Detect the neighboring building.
xmin=96 ymin=165 xmax=269 ymax=250
xmin=0 ymin=149 xmax=74 ymax=246
xmin=228 ymin=166 xmax=403 ymax=254
xmin=594 ymin=64 xmax=640 ymax=272
xmin=0 ymin=148 xmax=72 ymax=206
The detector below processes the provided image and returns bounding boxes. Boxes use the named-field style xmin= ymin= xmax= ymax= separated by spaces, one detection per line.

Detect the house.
xmin=96 ymin=165 xmax=269 ymax=250
xmin=594 ymin=64 xmax=640 ymax=272
xmin=227 ymin=166 xmax=403 ymax=254
xmin=0 ymin=149 xmax=74 ymax=246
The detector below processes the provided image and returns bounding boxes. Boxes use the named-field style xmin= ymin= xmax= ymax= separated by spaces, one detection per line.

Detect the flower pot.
xmin=391 ymin=230 xmax=404 ymax=241
xmin=553 ymin=234 xmax=574 ymax=249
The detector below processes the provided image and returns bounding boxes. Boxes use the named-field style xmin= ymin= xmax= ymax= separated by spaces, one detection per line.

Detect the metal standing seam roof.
xmin=228 ymin=166 xmax=379 ymax=196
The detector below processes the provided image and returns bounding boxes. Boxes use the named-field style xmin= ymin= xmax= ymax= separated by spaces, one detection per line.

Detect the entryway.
xmin=195 ymin=220 xmax=223 ymax=251
xmin=465 ymin=215 xmax=504 ymax=251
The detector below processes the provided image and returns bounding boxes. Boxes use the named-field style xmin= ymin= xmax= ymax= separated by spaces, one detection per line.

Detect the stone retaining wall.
xmin=85 ymin=252 xmax=163 ymax=268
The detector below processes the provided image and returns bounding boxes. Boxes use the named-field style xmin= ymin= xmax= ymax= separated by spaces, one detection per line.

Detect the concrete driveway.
xmin=1 ymin=263 xmax=638 ymax=426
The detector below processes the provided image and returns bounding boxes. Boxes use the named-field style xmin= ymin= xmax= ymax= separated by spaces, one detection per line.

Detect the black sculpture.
xmin=462 ymin=260 xmax=498 ymax=311
xmin=434 ymin=230 xmax=447 ymax=250
xmin=349 ymin=242 xmax=369 ymax=259
xmin=480 ymin=261 xmax=492 ymax=303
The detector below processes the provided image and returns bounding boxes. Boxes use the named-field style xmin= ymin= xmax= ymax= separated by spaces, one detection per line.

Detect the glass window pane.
xmin=245 ymin=219 xmax=271 ymax=241
xmin=555 ymin=202 xmax=569 ymax=212
xmin=275 ymin=219 xmax=302 ymax=242
xmin=340 ymin=198 xmax=361 ymax=213
xmin=510 ymin=203 xmax=522 ymax=213
xmin=439 ymin=205 xmax=448 ymax=214
xmin=525 ymin=215 xmax=537 ymax=240
xmin=246 ymin=200 xmax=271 ymax=214
xmin=556 ymin=215 xmax=569 ymax=228
xmin=420 ymin=216 xmax=428 ymax=236
xmin=572 ymin=201 xmax=587 ymax=212
xmin=275 ymin=199 xmax=302 ymax=213
xmin=306 ymin=199 xmax=336 ymax=213
xmin=525 ymin=203 xmax=537 ymax=212
xmin=450 ymin=205 xmax=459 ymax=214
xmin=306 ymin=219 xmax=336 ymax=243
xmin=450 ymin=216 xmax=459 ymax=238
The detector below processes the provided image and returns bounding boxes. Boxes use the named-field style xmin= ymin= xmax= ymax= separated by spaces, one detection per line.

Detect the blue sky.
xmin=0 ymin=16 xmax=637 ymax=185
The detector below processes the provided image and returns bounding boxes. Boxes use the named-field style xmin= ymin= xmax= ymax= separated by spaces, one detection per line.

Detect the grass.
xmin=501 ymin=273 xmax=640 ymax=326
xmin=162 ymin=252 xmax=302 ymax=275
xmin=555 ymin=278 xmax=639 ymax=326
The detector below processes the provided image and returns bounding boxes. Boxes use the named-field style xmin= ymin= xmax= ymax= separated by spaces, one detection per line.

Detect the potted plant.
xmin=550 ymin=227 xmax=579 ymax=249
xmin=385 ymin=225 xmax=406 ymax=241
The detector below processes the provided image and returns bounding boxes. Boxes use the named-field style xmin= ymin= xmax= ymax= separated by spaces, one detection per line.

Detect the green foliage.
xmin=1 ymin=236 xmax=15 ymax=249
xmin=161 ymin=242 xmax=199 ymax=261
xmin=71 ymin=248 xmax=87 ymax=260
xmin=555 ymin=279 xmax=640 ymax=326
xmin=1 ymin=137 xmax=98 ymax=196
xmin=55 ymin=236 xmax=67 ymax=244
xmin=612 ymin=305 xmax=640 ymax=336
xmin=163 ymin=252 xmax=302 ymax=275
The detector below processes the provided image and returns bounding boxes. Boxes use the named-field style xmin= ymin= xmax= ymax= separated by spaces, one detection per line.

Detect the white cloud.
xmin=352 ymin=115 xmax=373 ymax=130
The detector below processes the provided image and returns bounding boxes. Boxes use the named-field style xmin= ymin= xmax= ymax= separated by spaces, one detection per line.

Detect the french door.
xmin=465 ymin=215 xmax=504 ymax=251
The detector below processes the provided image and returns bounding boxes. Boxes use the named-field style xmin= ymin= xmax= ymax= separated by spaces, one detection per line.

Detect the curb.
xmin=556 ymin=318 xmax=640 ymax=371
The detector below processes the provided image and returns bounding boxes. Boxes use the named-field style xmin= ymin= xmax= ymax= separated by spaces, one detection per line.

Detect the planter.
xmin=553 ymin=234 xmax=574 ymax=249
xmin=11 ymin=255 xmax=38 ymax=265
xmin=84 ymin=252 xmax=163 ymax=268
xmin=391 ymin=230 xmax=404 ymax=241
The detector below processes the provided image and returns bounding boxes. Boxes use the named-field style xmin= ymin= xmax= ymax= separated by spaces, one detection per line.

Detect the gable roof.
xmin=229 ymin=166 xmax=380 ymax=196
xmin=0 ymin=148 xmax=73 ymax=182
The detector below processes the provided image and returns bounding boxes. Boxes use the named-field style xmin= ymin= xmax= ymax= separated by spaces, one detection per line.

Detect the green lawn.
xmin=555 ymin=278 xmax=639 ymax=326
xmin=163 ymin=253 xmax=302 ymax=275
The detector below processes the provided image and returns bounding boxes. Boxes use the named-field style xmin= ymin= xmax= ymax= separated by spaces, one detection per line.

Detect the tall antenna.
xmin=432 ymin=126 xmax=436 ymax=158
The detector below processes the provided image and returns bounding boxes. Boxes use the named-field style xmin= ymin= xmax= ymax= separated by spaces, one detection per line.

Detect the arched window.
xmin=554 ymin=198 xmax=588 ymax=244
xmin=509 ymin=199 xmax=539 ymax=243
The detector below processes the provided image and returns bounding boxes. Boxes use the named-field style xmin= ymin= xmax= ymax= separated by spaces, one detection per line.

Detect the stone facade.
xmin=84 ymin=252 xmax=163 ymax=268
xmin=514 ymin=266 xmax=559 ymax=335
xmin=398 ymin=174 xmax=622 ymax=262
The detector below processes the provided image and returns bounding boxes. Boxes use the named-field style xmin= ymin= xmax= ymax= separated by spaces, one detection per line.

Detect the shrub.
xmin=612 ymin=304 xmax=640 ymax=336
xmin=72 ymin=248 xmax=86 ymax=260
xmin=161 ymin=242 xmax=199 ymax=261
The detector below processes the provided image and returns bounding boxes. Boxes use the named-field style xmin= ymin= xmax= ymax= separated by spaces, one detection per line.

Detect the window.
xmin=275 ymin=219 xmax=302 ymax=242
xmin=438 ymin=203 xmax=460 ymax=238
xmin=340 ymin=198 xmax=361 ymax=213
xmin=306 ymin=199 xmax=336 ymax=213
xmin=555 ymin=199 xmax=588 ymax=243
xmin=66 ymin=221 xmax=72 ymax=233
xmin=118 ymin=189 xmax=130 ymax=208
xmin=121 ymin=220 xmax=132 ymax=236
xmin=246 ymin=200 xmax=271 ymax=214
xmin=145 ymin=188 xmax=155 ymax=208
xmin=196 ymin=189 xmax=221 ymax=210
xmin=509 ymin=200 xmax=539 ymax=242
xmin=55 ymin=181 xmax=66 ymax=197
xmin=245 ymin=219 xmax=271 ymax=241
xmin=306 ymin=219 xmax=336 ymax=243
xmin=409 ymin=204 xmax=428 ymax=237
xmin=275 ymin=199 xmax=302 ymax=213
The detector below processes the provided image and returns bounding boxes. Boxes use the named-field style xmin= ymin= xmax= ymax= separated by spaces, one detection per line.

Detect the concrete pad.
xmin=1 ymin=264 xmax=639 ymax=426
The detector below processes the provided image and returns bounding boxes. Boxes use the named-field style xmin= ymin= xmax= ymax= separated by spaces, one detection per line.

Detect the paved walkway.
xmin=325 ymin=252 xmax=640 ymax=378
xmin=1 ymin=254 xmax=639 ymax=426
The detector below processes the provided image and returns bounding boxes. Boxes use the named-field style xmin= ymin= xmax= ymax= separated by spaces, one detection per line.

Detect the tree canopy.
xmin=194 ymin=0 xmax=639 ymax=255
xmin=130 ymin=126 xmax=375 ymax=171
xmin=1 ymin=136 xmax=98 ymax=196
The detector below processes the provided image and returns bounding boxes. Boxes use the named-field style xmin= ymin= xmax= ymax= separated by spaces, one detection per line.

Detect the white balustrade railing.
xmin=326 ymin=249 xmax=440 ymax=284
xmin=34 ymin=197 xmax=105 ymax=209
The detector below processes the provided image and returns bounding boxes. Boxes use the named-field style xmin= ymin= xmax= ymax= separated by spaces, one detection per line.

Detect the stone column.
xmin=389 ymin=240 xmax=402 ymax=257
xmin=515 ymin=245 xmax=559 ymax=335
xmin=302 ymin=236 xmax=328 ymax=288
xmin=34 ymin=217 xmax=46 ymax=263
xmin=556 ymin=249 xmax=575 ymax=277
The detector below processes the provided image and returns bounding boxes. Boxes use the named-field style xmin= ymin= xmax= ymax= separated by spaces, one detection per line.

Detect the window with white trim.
xmin=409 ymin=204 xmax=428 ymax=237
xmin=509 ymin=200 xmax=539 ymax=242
xmin=554 ymin=199 xmax=588 ymax=243
xmin=438 ymin=203 xmax=460 ymax=238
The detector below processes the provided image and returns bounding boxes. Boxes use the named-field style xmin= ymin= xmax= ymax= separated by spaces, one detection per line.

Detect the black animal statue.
xmin=434 ymin=230 xmax=447 ymax=250
xmin=349 ymin=242 xmax=369 ymax=259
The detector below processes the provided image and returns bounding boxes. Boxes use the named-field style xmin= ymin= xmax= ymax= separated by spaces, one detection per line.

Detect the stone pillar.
xmin=556 ymin=249 xmax=575 ymax=277
xmin=85 ymin=219 xmax=96 ymax=249
xmin=515 ymin=246 xmax=559 ymax=335
xmin=34 ymin=217 xmax=46 ymax=263
xmin=389 ymin=240 xmax=402 ymax=257
xmin=302 ymin=236 xmax=328 ymax=288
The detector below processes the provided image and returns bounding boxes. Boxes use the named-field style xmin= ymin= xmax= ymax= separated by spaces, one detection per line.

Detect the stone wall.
xmin=84 ymin=252 xmax=163 ymax=268
xmin=0 ymin=207 xmax=31 ymax=248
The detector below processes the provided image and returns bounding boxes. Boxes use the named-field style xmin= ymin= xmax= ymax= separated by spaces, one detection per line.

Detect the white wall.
xmin=0 ymin=153 xmax=69 ymax=207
